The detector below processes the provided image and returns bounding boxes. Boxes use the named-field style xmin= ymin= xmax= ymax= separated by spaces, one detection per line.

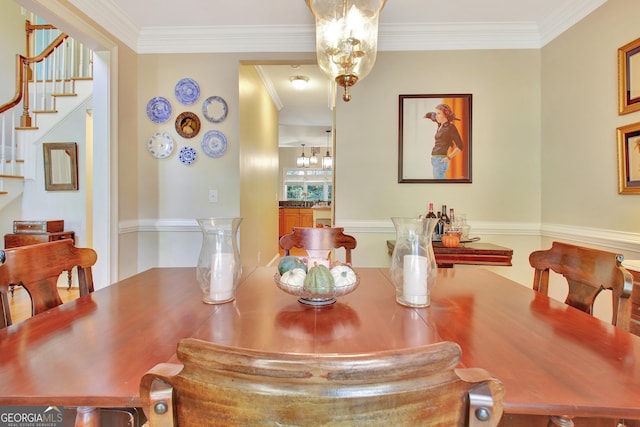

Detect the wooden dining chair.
xmin=140 ymin=338 xmax=504 ymax=427
xmin=529 ymin=241 xmax=633 ymax=331
xmin=529 ymin=242 xmax=635 ymax=427
xmin=279 ymin=226 xmax=357 ymax=264
xmin=0 ymin=238 xmax=97 ymax=328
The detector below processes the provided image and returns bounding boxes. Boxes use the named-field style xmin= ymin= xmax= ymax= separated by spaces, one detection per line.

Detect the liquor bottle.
xmin=449 ymin=208 xmax=456 ymax=227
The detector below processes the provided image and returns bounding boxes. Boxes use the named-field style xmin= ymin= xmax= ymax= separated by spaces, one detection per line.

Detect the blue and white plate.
xmin=201 ymin=130 xmax=227 ymax=158
xmin=175 ymin=78 xmax=200 ymax=105
xmin=147 ymin=132 xmax=174 ymax=159
xmin=146 ymin=97 xmax=172 ymax=124
xmin=178 ymin=146 xmax=197 ymax=165
xmin=202 ymin=96 xmax=228 ymax=123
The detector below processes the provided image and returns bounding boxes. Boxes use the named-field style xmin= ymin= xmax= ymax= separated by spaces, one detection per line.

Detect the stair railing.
xmin=0 ymin=17 xmax=93 ymax=176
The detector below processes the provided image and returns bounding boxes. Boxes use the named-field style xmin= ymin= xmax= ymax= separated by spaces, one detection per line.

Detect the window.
xmin=284 ymin=169 xmax=332 ymax=201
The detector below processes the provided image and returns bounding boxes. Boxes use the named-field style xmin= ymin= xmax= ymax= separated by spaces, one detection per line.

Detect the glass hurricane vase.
xmin=390 ymin=217 xmax=438 ymax=307
xmin=196 ymin=217 xmax=243 ymax=304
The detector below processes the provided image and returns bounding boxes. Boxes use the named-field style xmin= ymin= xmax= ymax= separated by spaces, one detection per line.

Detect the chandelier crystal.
xmin=306 ymin=0 xmax=386 ymax=102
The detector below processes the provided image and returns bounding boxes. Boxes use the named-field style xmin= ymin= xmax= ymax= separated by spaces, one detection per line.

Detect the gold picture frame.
xmin=617 ymin=122 xmax=640 ymax=194
xmin=618 ymin=37 xmax=640 ymax=115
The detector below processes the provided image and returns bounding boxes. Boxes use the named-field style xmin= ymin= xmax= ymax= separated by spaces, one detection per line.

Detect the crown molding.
xmin=67 ymin=0 xmax=139 ymax=50
xmin=64 ymin=0 xmax=607 ymax=53
xmin=538 ymin=0 xmax=607 ymax=46
xmin=136 ymin=25 xmax=314 ymax=54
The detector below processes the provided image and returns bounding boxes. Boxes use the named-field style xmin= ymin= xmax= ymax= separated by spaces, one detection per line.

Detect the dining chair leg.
xmin=548 ymin=415 xmax=574 ymax=427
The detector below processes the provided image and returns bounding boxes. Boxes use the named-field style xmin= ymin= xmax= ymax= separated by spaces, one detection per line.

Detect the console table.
xmin=386 ymin=240 xmax=513 ymax=268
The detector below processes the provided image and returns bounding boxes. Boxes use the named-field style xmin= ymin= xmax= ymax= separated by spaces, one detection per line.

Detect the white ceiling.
xmin=57 ymin=0 xmax=607 ymax=147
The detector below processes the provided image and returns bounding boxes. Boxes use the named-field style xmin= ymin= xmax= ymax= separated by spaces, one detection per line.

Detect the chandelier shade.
xmin=306 ymin=0 xmax=386 ymax=102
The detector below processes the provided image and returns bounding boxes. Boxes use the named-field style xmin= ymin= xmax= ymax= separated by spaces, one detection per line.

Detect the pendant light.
xmin=297 ymin=144 xmax=310 ymax=168
xmin=322 ymin=130 xmax=333 ymax=169
xmin=305 ymin=0 xmax=387 ymax=102
xmin=309 ymin=147 xmax=319 ymax=166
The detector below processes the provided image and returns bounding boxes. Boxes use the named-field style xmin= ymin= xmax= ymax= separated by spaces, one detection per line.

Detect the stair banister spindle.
xmin=11 ymin=113 xmax=15 ymax=175
xmin=1 ymin=115 xmax=5 ymax=175
xmin=79 ymin=44 xmax=84 ymax=78
xmin=61 ymin=40 xmax=67 ymax=91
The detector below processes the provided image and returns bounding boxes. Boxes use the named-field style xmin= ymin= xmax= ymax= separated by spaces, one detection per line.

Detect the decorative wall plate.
xmin=146 ymin=97 xmax=172 ymax=124
xmin=175 ymin=112 xmax=201 ymax=138
xmin=175 ymin=78 xmax=200 ymax=105
xmin=202 ymin=96 xmax=228 ymax=123
xmin=178 ymin=146 xmax=197 ymax=165
xmin=201 ymin=130 xmax=227 ymax=158
xmin=147 ymin=132 xmax=174 ymax=159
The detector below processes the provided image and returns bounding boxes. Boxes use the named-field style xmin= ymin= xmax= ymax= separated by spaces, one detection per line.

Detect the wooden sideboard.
xmin=4 ymin=231 xmax=75 ymax=249
xmin=387 ymin=240 xmax=513 ymax=268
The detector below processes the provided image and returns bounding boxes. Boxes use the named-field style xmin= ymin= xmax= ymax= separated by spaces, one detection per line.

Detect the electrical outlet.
xmin=208 ymin=189 xmax=218 ymax=203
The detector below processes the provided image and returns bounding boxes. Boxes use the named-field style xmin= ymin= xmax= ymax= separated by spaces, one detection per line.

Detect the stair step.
xmin=0 ymin=174 xmax=24 ymax=179
xmin=15 ymin=126 xmax=39 ymax=131
xmin=32 ymin=110 xmax=58 ymax=114
xmin=0 ymin=191 xmax=8 ymax=195
xmin=2 ymin=160 xmax=24 ymax=163
xmin=52 ymin=93 xmax=77 ymax=98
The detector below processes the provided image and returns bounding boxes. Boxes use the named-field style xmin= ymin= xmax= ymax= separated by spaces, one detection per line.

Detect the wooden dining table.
xmin=0 ymin=266 xmax=638 ymax=426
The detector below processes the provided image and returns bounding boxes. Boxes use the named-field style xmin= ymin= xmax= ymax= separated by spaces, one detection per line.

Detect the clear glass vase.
xmin=196 ymin=217 xmax=243 ymax=304
xmin=390 ymin=217 xmax=438 ymax=307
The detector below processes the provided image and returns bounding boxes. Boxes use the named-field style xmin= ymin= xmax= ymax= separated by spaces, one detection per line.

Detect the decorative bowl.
xmin=274 ymin=271 xmax=360 ymax=306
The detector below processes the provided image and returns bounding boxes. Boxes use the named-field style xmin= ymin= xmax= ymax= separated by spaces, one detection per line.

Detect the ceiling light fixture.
xmin=305 ymin=0 xmax=386 ymax=102
xmin=322 ymin=130 xmax=333 ymax=169
xmin=289 ymin=75 xmax=310 ymax=90
xmin=297 ymin=144 xmax=310 ymax=168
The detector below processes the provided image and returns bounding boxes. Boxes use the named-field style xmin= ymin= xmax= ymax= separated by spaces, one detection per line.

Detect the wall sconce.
xmin=289 ymin=75 xmax=310 ymax=90
xmin=297 ymin=144 xmax=310 ymax=168
xmin=305 ymin=0 xmax=387 ymax=102
xmin=322 ymin=130 xmax=333 ymax=169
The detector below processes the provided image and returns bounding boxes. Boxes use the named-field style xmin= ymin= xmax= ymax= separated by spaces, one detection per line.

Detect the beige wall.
xmin=334 ymin=49 xmax=542 ymax=270
xmin=541 ymin=0 xmax=640 ymax=232
xmin=239 ymin=64 xmax=279 ymax=268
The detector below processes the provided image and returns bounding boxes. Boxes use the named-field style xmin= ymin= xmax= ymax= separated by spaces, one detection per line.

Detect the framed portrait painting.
xmin=398 ymin=94 xmax=472 ymax=183
xmin=617 ymin=122 xmax=640 ymax=194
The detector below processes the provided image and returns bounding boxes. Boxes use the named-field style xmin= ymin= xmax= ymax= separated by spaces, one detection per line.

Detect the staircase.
xmin=0 ymin=17 xmax=93 ymax=211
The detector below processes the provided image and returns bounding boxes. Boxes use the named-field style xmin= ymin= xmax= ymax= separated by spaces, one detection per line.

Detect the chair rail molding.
xmin=119 ymin=218 xmax=640 ymax=253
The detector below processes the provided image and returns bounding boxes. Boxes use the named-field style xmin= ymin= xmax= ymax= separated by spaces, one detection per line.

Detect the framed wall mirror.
xmin=43 ymin=142 xmax=78 ymax=191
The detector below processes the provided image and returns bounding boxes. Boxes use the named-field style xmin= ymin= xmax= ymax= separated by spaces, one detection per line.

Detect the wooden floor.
xmin=7 ymin=285 xmax=79 ymax=324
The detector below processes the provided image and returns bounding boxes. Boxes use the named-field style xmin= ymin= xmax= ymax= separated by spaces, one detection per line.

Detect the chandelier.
xmin=305 ymin=0 xmax=387 ymax=102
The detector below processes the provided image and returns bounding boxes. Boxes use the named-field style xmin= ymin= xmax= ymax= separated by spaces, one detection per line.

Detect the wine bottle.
xmin=426 ymin=202 xmax=437 ymax=219
xmin=441 ymin=205 xmax=450 ymax=225
xmin=441 ymin=205 xmax=450 ymax=234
